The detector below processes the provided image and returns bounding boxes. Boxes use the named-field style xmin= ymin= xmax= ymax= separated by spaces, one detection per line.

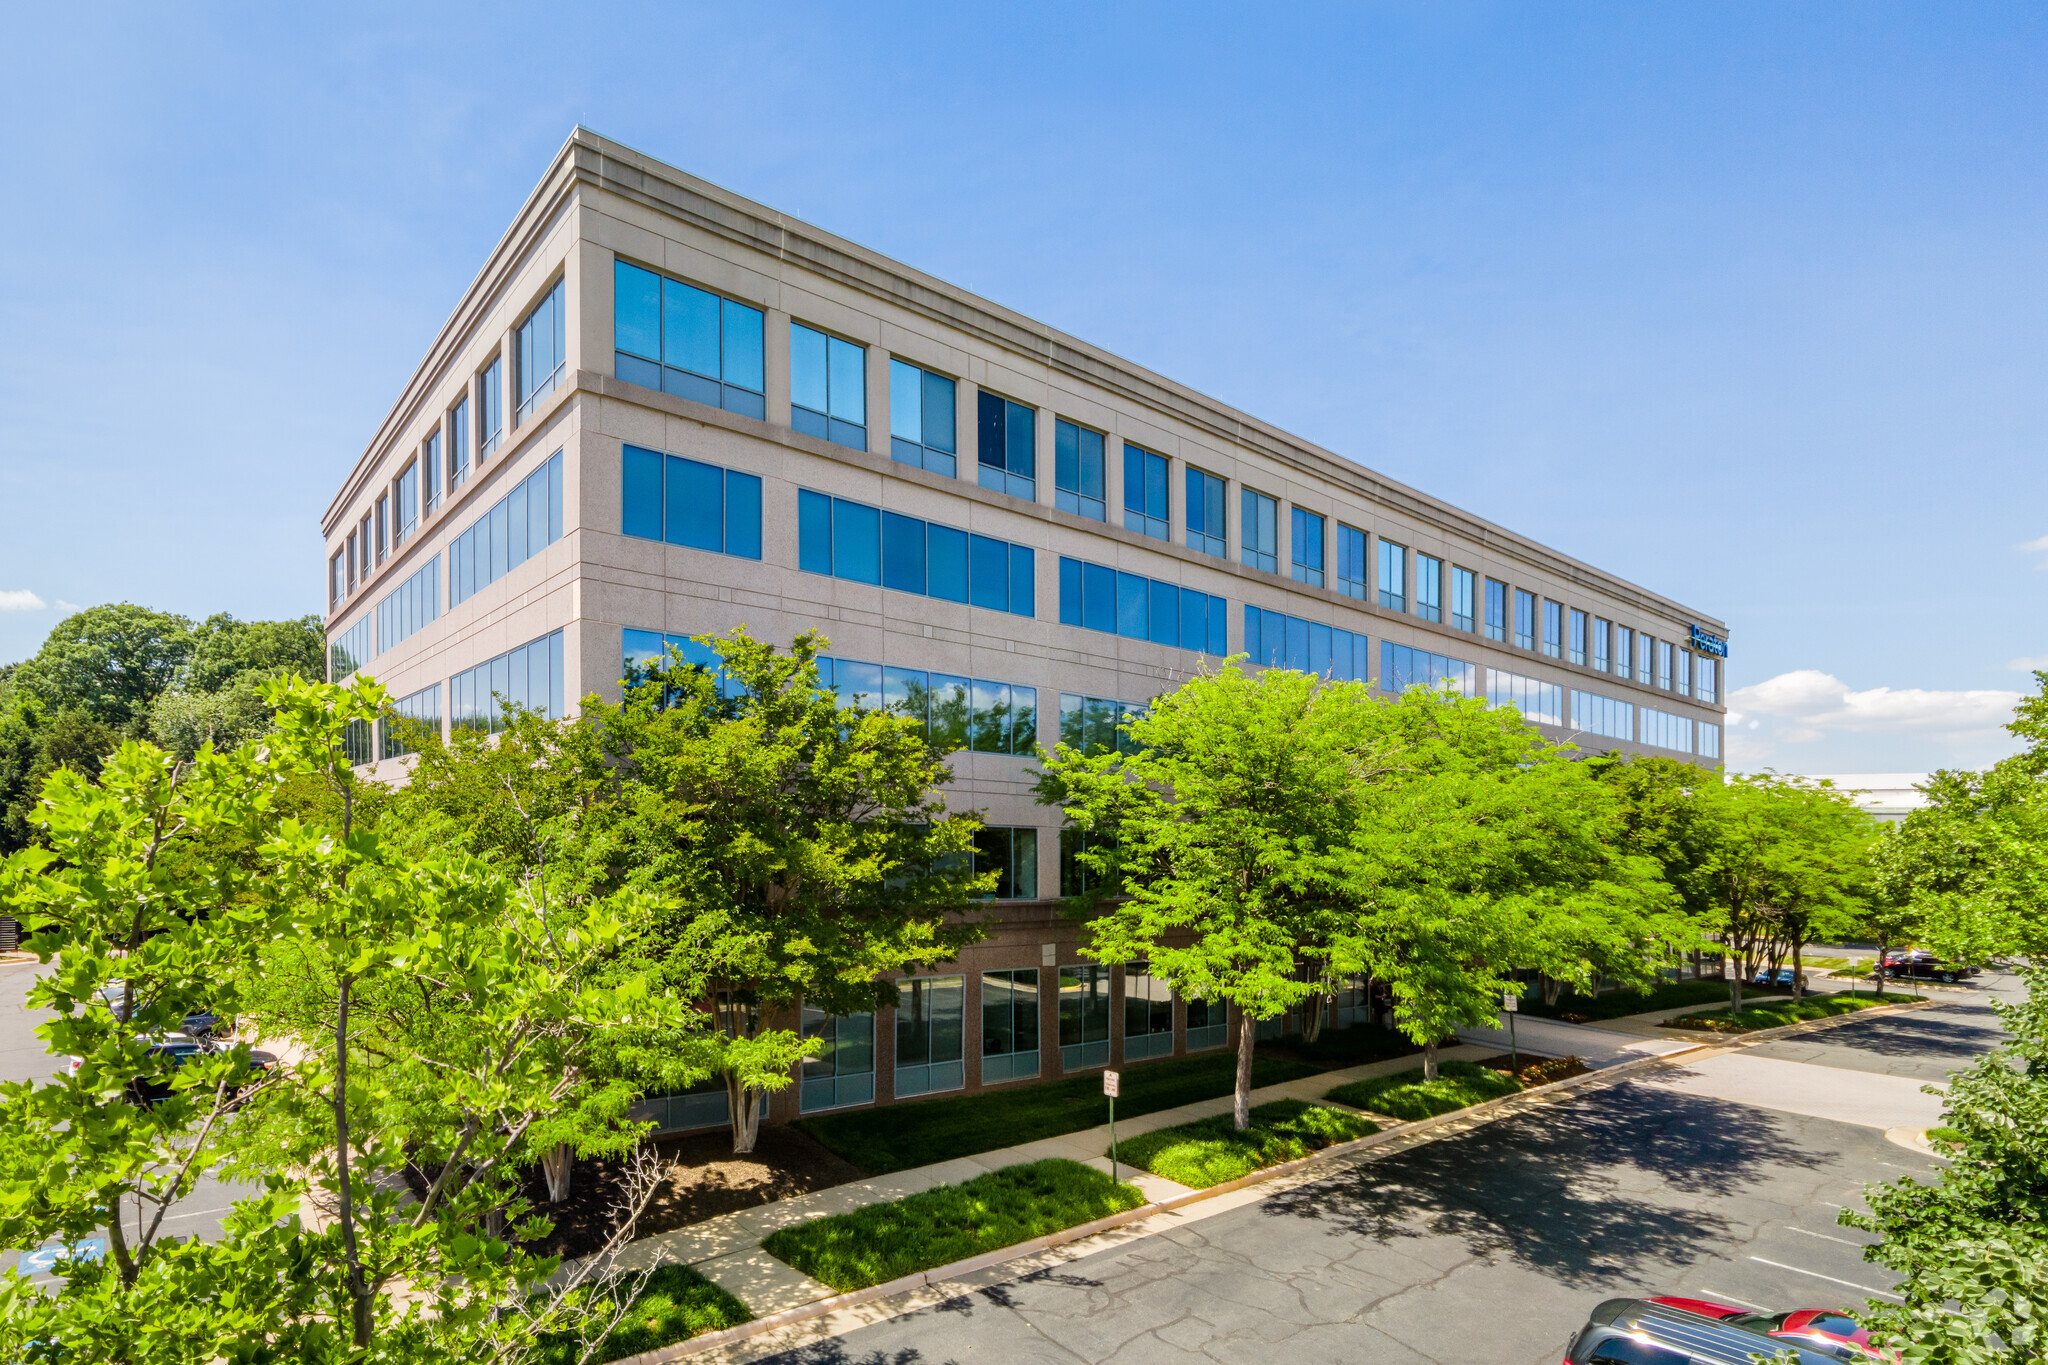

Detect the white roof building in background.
xmin=1793 ymin=774 xmax=1932 ymax=824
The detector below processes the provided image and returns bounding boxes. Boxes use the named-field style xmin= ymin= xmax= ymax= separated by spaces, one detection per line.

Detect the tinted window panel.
xmin=928 ymin=525 xmax=969 ymax=602
xmin=798 ymin=490 xmax=832 ymax=574
xmin=724 ymin=471 xmax=761 ymax=559
xmin=969 ymin=534 xmax=1008 ymax=612
xmin=832 ymin=499 xmax=881 ymax=584
xmin=667 ymin=456 xmax=723 ymax=552
xmin=622 ymin=446 xmax=663 ymax=539
xmin=665 ymin=278 xmax=720 ymax=377
xmin=615 ymin=261 xmax=661 ymax=359
xmin=723 ymin=299 xmax=763 ymax=392
xmin=882 ymin=511 xmax=927 ymax=594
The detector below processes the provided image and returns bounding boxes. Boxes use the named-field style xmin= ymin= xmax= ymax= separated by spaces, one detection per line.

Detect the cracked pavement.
xmin=737 ymin=972 xmax=2017 ymax=1365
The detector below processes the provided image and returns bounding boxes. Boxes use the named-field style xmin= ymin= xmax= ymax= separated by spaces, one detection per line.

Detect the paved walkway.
xmin=612 ymin=1041 xmax=1498 ymax=1314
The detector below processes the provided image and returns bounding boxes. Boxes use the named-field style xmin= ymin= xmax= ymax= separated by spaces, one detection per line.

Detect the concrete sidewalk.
xmin=610 ymin=1041 xmax=1496 ymax=1315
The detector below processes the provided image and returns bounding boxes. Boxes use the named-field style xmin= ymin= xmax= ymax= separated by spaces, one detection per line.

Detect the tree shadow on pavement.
xmin=1793 ymin=1008 xmax=2005 ymax=1061
xmin=1259 ymin=1080 xmax=1828 ymax=1286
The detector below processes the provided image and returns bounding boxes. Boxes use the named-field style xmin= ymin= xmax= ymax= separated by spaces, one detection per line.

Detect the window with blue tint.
xmin=1698 ymin=657 xmax=1719 ymax=704
xmin=1657 ymin=640 xmax=1673 ymax=690
xmin=895 ymin=975 xmax=965 ymax=1099
xmin=619 ymin=445 xmax=762 ymax=560
xmin=1415 ymin=554 xmax=1442 ymax=623
xmin=1569 ymin=609 xmax=1588 ymax=666
xmin=974 ymin=827 xmax=1038 ymax=900
xmin=478 ymin=357 xmax=503 ymax=460
xmin=1593 ymin=617 xmax=1611 ymax=672
xmin=821 ymin=656 xmax=1036 ymax=755
xmin=394 ymin=462 xmax=419 ymax=547
xmin=1379 ymin=641 xmax=1477 ymax=696
xmin=612 ymin=260 xmax=767 ymax=419
xmin=1638 ymin=633 xmax=1655 ymax=685
xmin=516 ymin=279 xmax=566 ymax=422
xmin=1641 ymin=706 xmax=1695 ymax=753
xmin=1570 ymin=689 xmax=1634 ymax=741
xmin=1240 ymin=490 xmax=1277 ymax=572
xmin=1336 ymin=524 xmax=1367 ymax=600
xmin=888 ymin=359 xmax=957 ymax=476
xmin=799 ymin=490 xmax=1033 ymax=615
xmin=329 ymin=616 xmax=372 ymax=682
xmin=1513 ymin=590 xmax=1536 ymax=649
xmin=1453 ymin=566 xmax=1477 ymax=632
xmin=1378 ymin=538 xmax=1407 ymax=611
xmin=1481 ymin=579 xmax=1506 ymax=641
xmin=342 ymin=719 xmax=374 ymax=766
xmin=799 ymin=1006 xmax=875 ymax=1113
xmin=449 ymin=451 xmax=564 ymax=608
xmin=1485 ymin=667 xmax=1564 ymax=725
xmin=1124 ymin=444 xmax=1169 ymax=539
xmin=330 ymin=550 xmax=344 ymax=608
xmin=981 ymin=968 xmax=1040 ymax=1084
xmin=1542 ymin=600 xmax=1563 ymax=658
xmin=380 ymin=684 xmax=443 ymax=759
xmin=1615 ymin=626 xmax=1634 ymax=682
xmin=1698 ymin=720 xmax=1721 ymax=759
xmin=450 ymin=396 xmax=470 ymax=491
xmin=1186 ymin=467 xmax=1226 ymax=558
xmin=1678 ymin=648 xmax=1692 ymax=697
xmin=422 ymin=432 xmax=441 ymax=515
xmin=623 ymin=629 xmax=748 ymax=705
xmin=1055 ymin=420 xmax=1106 ymax=521
xmin=450 ymin=629 xmax=565 ymax=734
xmin=1058 ymin=693 xmax=1148 ymax=756
xmin=976 ymin=391 xmax=1036 ymax=500
xmin=1290 ymin=508 xmax=1324 ymax=587
xmin=374 ymin=556 xmax=440 ymax=654
xmin=790 ymin=323 xmax=867 ymax=450
xmin=1058 ymin=556 xmax=1225 ymax=654
xmin=1242 ymin=605 xmax=1371 ymax=682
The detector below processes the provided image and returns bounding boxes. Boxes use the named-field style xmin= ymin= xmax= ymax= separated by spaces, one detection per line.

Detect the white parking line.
xmin=1787 ymin=1226 xmax=1864 ymax=1248
xmin=1696 ymin=1289 xmax=1768 ymax=1310
xmin=1749 ymin=1257 xmax=1901 ymax=1302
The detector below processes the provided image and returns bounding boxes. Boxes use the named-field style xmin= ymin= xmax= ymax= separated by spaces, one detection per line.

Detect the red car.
xmin=1650 ymin=1296 xmax=1887 ymax=1360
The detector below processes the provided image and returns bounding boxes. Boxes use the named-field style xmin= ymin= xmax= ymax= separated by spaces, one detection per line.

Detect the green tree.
xmin=7 ymin=604 xmax=194 ymax=733
xmin=183 ymin=612 xmax=324 ymax=694
xmin=564 ymin=629 xmax=993 ymax=1153
xmin=1042 ymin=662 xmax=1390 ymax=1126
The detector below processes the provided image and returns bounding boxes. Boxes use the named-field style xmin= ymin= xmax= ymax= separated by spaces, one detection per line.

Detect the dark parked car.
xmin=1751 ymin=967 xmax=1802 ymax=990
xmin=1880 ymin=950 xmax=1979 ymax=984
xmin=96 ymin=982 xmax=218 ymax=1038
xmin=61 ymin=1032 xmax=273 ymax=1106
xmin=1565 ymin=1298 xmax=1870 ymax=1363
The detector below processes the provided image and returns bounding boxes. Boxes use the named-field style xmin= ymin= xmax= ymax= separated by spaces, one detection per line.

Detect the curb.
xmin=626 ymin=998 xmax=1934 ymax=1363
xmin=1651 ymin=994 xmax=1934 ymax=1046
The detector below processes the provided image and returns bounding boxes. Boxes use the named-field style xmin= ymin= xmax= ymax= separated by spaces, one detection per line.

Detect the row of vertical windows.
xmin=1243 ymin=605 xmax=1372 ymax=682
xmin=380 ymin=684 xmax=443 ymax=760
xmin=1380 ymin=641 xmax=1477 ymax=697
xmin=816 ymin=656 xmax=1038 ymax=756
xmin=1059 ymin=694 xmax=1147 ymax=756
xmin=621 ymin=630 xmax=747 ymax=703
xmin=516 ymin=279 xmax=566 ymax=422
xmin=448 ymin=452 xmax=563 ymax=609
xmin=799 ymin=490 xmax=1036 ymax=616
xmin=791 ymin=323 xmax=867 ymax=451
xmin=890 ymin=359 xmax=958 ymax=475
xmin=621 ymin=446 xmax=763 ymax=559
xmin=1641 ymin=707 xmax=1696 ymax=754
xmin=1058 ymin=557 xmax=1228 ymax=655
xmin=1485 ymin=667 xmax=1564 ymax=726
xmin=1571 ymin=689 xmax=1635 ymax=742
xmin=1124 ymin=445 xmax=1170 ymax=540
xmin=1291 ymin=507 xmax=1324 ymax=587
xmin=341 ymin=719 xmax=374 ymax=766
xmin=375 ymin=556 xmax=441 ymax=655
xmin=1698 ymin=721 xmax=1721 ymax=758
xmin=329 ymin=617 xmax=372 ymax=682
xmin=451 ymin=630 xmax=566 ymax=735
xmin=1055 ymin=419 xmax=1107 ymax=521
xmin=613 ymin=260 xmax=767 ymax=418
xmin=977 ymin=391 xmax=1037 ymax=500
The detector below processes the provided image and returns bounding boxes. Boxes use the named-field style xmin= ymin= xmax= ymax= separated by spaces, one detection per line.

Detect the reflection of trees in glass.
xmin=929 ymin=674 xmax=970 ymax=751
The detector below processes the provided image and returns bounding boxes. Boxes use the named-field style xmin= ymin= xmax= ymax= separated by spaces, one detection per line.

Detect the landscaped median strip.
xmin=1326 ymin=1060 xmax=1525 ymax=1121
xmin=1114 ymin=1099 xmax=1378 ymax=1189
xmin=1660 ymin=989 xmax=1919 ymax=1035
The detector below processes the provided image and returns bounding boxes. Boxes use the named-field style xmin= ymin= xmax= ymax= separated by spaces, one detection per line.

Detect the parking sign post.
xmin=1103 ymin=1070 xmax=1121 ymax=1184
xmin=1502 ymin=992 xmax=1518 ymax=1074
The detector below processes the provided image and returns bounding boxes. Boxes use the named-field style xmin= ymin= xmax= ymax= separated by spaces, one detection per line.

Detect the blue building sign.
xmin=1689 ymin=625 xmax=1728 ymax=658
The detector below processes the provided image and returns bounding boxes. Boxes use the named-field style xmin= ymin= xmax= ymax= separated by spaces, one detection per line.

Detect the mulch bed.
xmin=1474 ymin=1052 xmax=1591 ymax=1086
xmin=408 ymin=1124 xmax=866 ymax=1261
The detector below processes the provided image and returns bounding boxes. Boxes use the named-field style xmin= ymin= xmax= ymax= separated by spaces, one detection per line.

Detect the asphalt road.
xmin=741 ymin=972 xmax=2017 ymax=1365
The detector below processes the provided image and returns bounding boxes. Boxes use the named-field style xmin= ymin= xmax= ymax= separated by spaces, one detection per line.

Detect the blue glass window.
xmin=1058 ymin=557 xmax=1224 ymax=654
xmin=380 ymin=683 xmax=443 ymax=760
xmin=623 ymin=629 xmax=746 ymax=704
xmin=977 ymin=391 xmax=1036 ymax=500
xmin=1486 ymin=667 xmax=1564 ymax=725
xmin=449 ymin=452 xmax=565 ymax=609
xmin=1415 ymin=554 xmax=1443 ymax=624
xmin=1515 ymin=589 xmax=1536 ymax=650
xmin=1291 ymin=508 xmax=1324 ymax=588
xmin=478 ymin=357 xmax=503 ymax=460
xmin=823 ymin=656 xmax=1038 ymax=755
xmin=1379 ymin=641 xmax=1477 ymax=697
xmin=618 ymin=446 xmax=761 ymax=560
xmin=422 ymin=432 xmax=441 ymax=515
xmin=1571 ymin=689 xmax=1633 ymax=741
xmin=889 ymin=360 xmax=957 ymax=475
xmin=1336 ymin=524 xmax=1367 ymax=600
xmin=1058 ymin=693 xmax=1149 ymax=757
xmin=798 ymin=490 xmax=1033 ymax=616
xmin=1124 ymin=444 xmax=1168 ymax=540
xmin=1543 ymin=600 xmax=1563 ymax=659
xmin=329 ymin=616 xmax=372 ymax=683
xmin=451 ymin=629 xmax=566 ymax=734
xmin=1241 ymin=605 xmax=1370 ymax=681
xmin=791 ymin=323 xmax=867 ymax=451
xmin=449 ymin=396 xmax=470 ymax=491
xmin=1593 ymin=617 xmax=1611 ymax=672
xmin=1698 ymin=720 xmax=1721 ymax=759
xmin=1186 ymin=468 xmax=1226 ymax=558
xmin=1640 ymin=706 xmax=1695 ymax=753
xmin=1378 ymin=539 xmax=1407 ymax=612
xmin=375 ymin=556 xmax=440 ymax=655
xmin=1055 ymin=420 xmax=1106 ymax=521
xmin=1484 ymin=578 xmax=1507 ymax=642
xmin=1241 ymin=490 xmax=1277 ymax=573
xmin=516 ymin=279 xmax=566 ymax=422
xmin=1453 ymin=566 xmax=1477 ymax=633
xmin=612 ymin=260 xmax=766 ymax=419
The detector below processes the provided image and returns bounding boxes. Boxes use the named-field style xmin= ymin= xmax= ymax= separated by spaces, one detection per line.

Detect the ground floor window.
xmin=1059 ymin=964 xmax=1111 ymax=1070
xmin=1186 ymin=996 xmax=1227 ymax=1051
xmin=973 ymin=826 xmax=1039 ymax=899
xmin=628 ymin=1077 xmax=763 ymax=1134
xmin=1123 ymin=961 xmax=1174 ymax=1061
xmin=896 ymin=974 xmax=964 ymax=1098
xmin=982 ymin=968 xmax=1041 ymax=1083
xmin=1331 ymin=976 xmax=1369 ymax=1028
xmin=800 ymin=1006 xmax=874 ymax=1113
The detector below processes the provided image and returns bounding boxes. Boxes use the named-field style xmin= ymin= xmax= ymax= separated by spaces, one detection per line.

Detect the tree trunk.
xmin=1302 ymin=994 xmax=1327 ymax=1044
xmin=728 ymin=1072 xmax=765 ymax=1154
xmin=1232 ymin=1008 xmax=1255 ymax=1131
xmin=1542 ymin=974 xmax=1565 ymax=1007
xmin=1728 ymin=956 xmax=1744 ymax=1013
xmin=1874 ymin=940 xmax=1887 ymax=998
xmin=1790 ymin=939 xmax=1804 ymax=1000
xmin=542 ymin=1142 xmax=574 ymax=1203
xmin=1422 ymin=1038 xmax=1439 ymax=1083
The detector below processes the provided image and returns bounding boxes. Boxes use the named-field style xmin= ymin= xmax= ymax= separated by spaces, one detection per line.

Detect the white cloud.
xmin=2021 ymin=533 xmax=2048 ymax=569
xmin=1726 ymin=669 xmax=2025 ymax=771
xmin=0 ymin=590 xmax=46 ymax=612
xmin=52 ymin=600 xmax=80 ymax=614
xmin=2010 ymin=655 xmax=2048 ymax=672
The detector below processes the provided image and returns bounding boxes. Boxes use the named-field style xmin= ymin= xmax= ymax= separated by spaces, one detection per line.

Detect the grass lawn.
xmin=761 ymin=1158 xmax=1145 ymax=1292
xmin=1663 ymin=991 xmax=1916 ymax=1034
xmin=795 ymin=1051 xmax=1321 ymax=1174
xmin=1514 ymin=977 xmax=1734 ymax=1022
xmin=532 ymin=1264 xmax=750 ymax=1365
xmin=1325 ymin=1060 xmax=1523 ymax=1121
xmin=1116 ymin=1099 xmax=1377 ymax=1189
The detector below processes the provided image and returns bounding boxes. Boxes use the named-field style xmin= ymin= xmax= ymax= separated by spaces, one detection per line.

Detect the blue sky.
xmin=2 ymin=3 xmax=2043 ymax=774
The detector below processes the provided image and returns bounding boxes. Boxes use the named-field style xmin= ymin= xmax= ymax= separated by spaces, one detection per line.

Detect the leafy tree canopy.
xmin=6 ymin=604 xmax=194 ymax=732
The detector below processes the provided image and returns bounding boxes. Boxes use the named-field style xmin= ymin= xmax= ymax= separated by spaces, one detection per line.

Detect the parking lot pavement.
xmin=1454 ymin=1013 xmax=1698 ymax=1068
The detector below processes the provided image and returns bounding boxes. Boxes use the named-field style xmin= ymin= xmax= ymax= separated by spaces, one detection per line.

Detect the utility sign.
xmin=1103 ymin=1070 xmax=1120 ymax=1097
xmin=1501 ymin=993 xmax=1518 ymax=1013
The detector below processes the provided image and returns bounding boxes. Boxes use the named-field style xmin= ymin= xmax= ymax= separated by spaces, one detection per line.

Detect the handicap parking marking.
xmin=17 ymin=1237 xmax=106 ymax=1276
